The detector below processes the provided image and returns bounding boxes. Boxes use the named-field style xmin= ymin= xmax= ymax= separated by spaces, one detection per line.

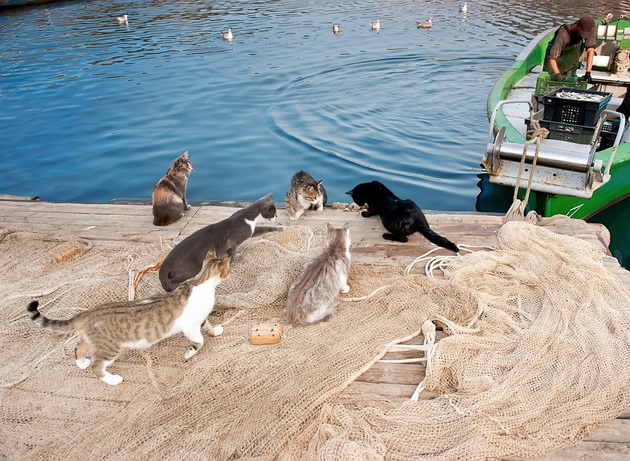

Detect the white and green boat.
xmin=483 ymin=17 xmax=630 ymax=220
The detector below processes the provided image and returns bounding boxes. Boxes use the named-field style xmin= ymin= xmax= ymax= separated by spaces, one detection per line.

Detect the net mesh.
xmin=1 ymin=221 xmax=629 ymax=460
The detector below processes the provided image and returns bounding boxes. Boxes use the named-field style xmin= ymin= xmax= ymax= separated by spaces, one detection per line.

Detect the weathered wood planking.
xmin=1 ymin=196 xmax=629 ymax=459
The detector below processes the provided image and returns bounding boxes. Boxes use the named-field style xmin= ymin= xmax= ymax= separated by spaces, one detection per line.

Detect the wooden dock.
xmin=1 ymin=195 xmax=629 ymax=459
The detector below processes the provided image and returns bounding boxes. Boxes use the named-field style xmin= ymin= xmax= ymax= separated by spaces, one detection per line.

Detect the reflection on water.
xmin=0 ymin=0 xmax=627 ymax=211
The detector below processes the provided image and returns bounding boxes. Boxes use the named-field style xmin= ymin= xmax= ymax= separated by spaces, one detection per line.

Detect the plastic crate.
xmin=599 ymin=119 xmax=621 ymax=150
xmin=542 ymin=88 xmax=612 ymax=126
xmin=527 ymin=118 xmax=596 ymax=144
xmin=534 ymin=72 xmax=587 ymax=96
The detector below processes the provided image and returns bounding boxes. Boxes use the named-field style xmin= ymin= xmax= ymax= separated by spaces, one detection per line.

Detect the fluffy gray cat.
xmin=285 ymin=222 xmax=351 ymax=326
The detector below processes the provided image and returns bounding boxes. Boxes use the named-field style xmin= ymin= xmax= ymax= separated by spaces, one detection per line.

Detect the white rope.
xmin=126 ymin=256 xmax=136 ymax=301
xmin=410 ymin=320 xmax=438 ymax=401
xmin=404 ymin=244 xmax=494 ymax=278
xmin=503 ymin=118 xmax=548 ymax=224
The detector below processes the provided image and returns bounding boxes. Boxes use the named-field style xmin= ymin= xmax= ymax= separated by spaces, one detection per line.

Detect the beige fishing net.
xmin=1 ymin=221 xmax=630 ymax=460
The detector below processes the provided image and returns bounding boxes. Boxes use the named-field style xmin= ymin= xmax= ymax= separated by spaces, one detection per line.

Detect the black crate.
xmin=599 ymin=119 xmax=621 ymax=150
xmin=526 ymin=118 xmax=596 ymax=144
xmin=542 ymin=88 xmax=611 ymax=126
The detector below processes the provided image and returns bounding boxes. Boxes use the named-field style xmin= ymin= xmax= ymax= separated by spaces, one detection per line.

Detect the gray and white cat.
xmin=28 ymin=249 xmax=230 ymax=385
xmin=285 ymin=222 xmax=351 ymax=326
xmin=159 ymin=193 xmax=284 ymax=292
xmin=285 ymin=170 xmax=327 ymax=221
xmin=152 ymin=151 xmax=193 ymax=226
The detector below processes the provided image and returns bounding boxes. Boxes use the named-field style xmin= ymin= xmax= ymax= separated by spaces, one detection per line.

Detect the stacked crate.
xmin=534 ymin=88 xmax=612 ymax=145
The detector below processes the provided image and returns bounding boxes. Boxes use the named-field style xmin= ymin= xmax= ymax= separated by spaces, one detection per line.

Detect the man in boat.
xmin=544 ymin=16 xmax=597 ymax=82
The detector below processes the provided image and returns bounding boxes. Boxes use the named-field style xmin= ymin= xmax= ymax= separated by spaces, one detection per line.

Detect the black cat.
xmin=346 ymin=181 xmax=459 ymax=253
xmin=159 ymin=193 xmax=284 ymax=291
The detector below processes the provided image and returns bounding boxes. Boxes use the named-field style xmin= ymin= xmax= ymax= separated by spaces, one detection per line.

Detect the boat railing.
xmin=593 ymin=110 xmax=626 ymax=178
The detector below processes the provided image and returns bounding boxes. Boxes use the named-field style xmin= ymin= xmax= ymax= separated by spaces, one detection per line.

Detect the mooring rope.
xmin=503 ymin=118 xmax=549 ymax=224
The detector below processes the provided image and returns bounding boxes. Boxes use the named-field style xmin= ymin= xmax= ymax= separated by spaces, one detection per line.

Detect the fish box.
xmin=542 ymin=88 xmax=611 ymax=126
xmin=534 ymin=72 xmax=587 ymax=96
xmin=527 ymin=118 xmax=596 ymax=145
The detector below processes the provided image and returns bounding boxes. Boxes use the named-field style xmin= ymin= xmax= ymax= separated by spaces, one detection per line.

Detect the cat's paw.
xmin=211 ymin=325 xmax=224 ymax=337
xmin=184 ymin=347 xmax=198 ymax=360
xmin=361 ymin=211 xmax=371 ymax=218
xmin=341 ymin=284 xmax=350 ymax=294
xmin=185 ymin=204 xmax=191 ymax=210
xmin=101 ymin=373 xmax=123 ymax=386
xmin=76 ymin=357 xmax=92 ymax=369
xmin=383 ymin=233 xmax=408 ymax=242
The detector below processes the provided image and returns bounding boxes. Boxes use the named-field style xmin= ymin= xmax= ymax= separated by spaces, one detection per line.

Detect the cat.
xmin=285 ymin=170 xmax=328 ymax=221
xmin=346 ymin=181 xmax=459 ymax=253
xmin=152 ymin=151 xmax=193 ymax=226
xmin=27 ymin=249 xmax=230 ymax=386
xmin=285 ymin=222 xmax=351 ymax=326
xmin=159 ymin=192 xmax=284 ymax=292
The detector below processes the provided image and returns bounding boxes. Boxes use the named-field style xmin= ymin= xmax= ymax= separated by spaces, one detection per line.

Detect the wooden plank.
xmin=519 ymin=441 xmax=630 ymax=460
xmin=354 ymin=361 xmax=425 ymax=386
xmin=346 ymin=381 xmax=439 ymax=401
xmin=585 ymin=419 xmax=630 ymax=443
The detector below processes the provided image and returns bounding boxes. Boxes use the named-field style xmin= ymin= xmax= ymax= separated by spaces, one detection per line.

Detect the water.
xmin=0 ymin=0 xmax=628 ymax=212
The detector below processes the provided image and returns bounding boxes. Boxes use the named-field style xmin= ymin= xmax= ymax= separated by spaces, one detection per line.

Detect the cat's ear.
xmin=326 ymin=222 xmax=333 ymax=231
xmin=205 ymin=248 xmax=217 ymax=260
xmin=345 ymin=188 xmax=354 ymax=196
xmin=342 ymin=222 xmax=350 ymax=230
xmin=181 ymin=151 xmax=189 ymax=159
xmin=316 ymin=180 xmax=323 ymax=186
xmin=258 ymin=192 xmax=273 ymax=202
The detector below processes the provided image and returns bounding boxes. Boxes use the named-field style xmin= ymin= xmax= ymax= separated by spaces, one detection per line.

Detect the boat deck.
xmin=1 ymin=195 xmax=629 ymax=459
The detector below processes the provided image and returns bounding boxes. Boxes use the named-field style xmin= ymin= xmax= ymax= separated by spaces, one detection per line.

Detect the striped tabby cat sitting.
xmin=285 ymin=170 xmax=327 ymax=220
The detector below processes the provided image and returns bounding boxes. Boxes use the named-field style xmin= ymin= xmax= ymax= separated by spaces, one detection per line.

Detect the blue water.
xmin=0 ymin=0 xmax=626 ymax=210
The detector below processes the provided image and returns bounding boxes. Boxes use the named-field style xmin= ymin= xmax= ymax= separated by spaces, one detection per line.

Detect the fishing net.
xmin=1 ymin=221 xmax=629 ymax=460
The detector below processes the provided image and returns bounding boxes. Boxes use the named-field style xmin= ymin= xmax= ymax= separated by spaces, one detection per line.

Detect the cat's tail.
xmin=27 ymin=301 xmax=75 ymax=333
xmin=419 ymin=228 xmax=460 ymax=253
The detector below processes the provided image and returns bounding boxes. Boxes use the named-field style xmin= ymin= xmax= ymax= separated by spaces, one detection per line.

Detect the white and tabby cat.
xmin=152 ymin=151 xmax=193 ymax=226
xmin=285 ymin=170 xmax=327 ymax=221
xmin=27 ymin=250 xmax=230 ymax=385
xmin=285 ymin=222 xmax=351 ymax=326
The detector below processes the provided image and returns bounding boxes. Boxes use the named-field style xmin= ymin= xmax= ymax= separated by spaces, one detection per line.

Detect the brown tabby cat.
xmin=285 ymin=170 xmax=327 ymax=220
xmin=285 ymin=222 xmax=351 ymax=326
xmin=27 ymin=250 xmax=230 ymax=386
xmin=152 ymin=151 xmax=193 ymax=226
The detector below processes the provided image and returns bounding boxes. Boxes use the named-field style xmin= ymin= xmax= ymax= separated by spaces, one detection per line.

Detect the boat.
xmin=482 ymin=17 xmax=630 ymax=220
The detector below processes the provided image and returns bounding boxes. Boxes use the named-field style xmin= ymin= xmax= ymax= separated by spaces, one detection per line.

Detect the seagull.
xmin=459 ymin=2 xmax=468 ymax=13
xmin=116 ymin=14 xmax=128 ymax=23
xmin=221 ymin=28 xmax=233 ymax=41
xmin=333 ymin=24 xmax=341 ymax=34
xmin=369 ymin=19 xmax=381 ymax=31
xmin=417 ymin=18 xmax=432 ymax=28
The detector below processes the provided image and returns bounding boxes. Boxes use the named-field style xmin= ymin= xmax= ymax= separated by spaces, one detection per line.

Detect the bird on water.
xmin=222 ymin=28 xmax=233 ymax=41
